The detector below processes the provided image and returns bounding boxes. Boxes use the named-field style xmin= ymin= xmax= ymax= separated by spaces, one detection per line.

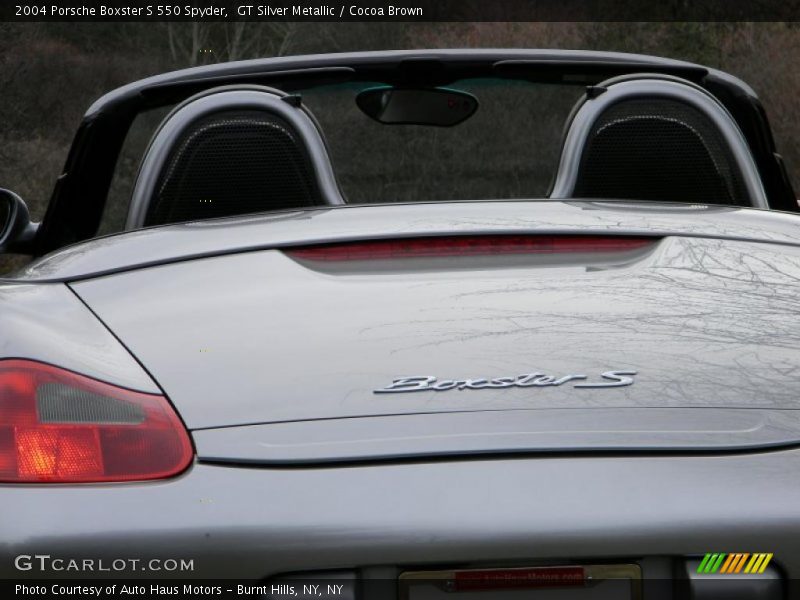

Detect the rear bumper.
xmin=2 ymin=451 xmax=800 ymax=582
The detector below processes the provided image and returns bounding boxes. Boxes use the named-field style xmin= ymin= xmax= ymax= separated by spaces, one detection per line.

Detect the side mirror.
xmin=0 ymin=189 xmax=37 ymax=254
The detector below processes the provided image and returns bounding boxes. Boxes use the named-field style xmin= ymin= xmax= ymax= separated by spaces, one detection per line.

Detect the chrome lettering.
xmin=574 ymin=370 xmax=637 ymax=388
xmin=374 ymin=376 xmax=436 ymax=393
xmin=374 ymin=370 xmax=635 ymax=394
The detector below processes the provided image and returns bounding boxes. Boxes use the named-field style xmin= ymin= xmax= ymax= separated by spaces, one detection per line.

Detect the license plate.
xmin=399 ymin=564 xmax=642 ymax=600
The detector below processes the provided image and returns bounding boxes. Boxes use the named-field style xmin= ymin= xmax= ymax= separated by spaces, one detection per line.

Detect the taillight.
xmin=285 ymin=235 xmax=655 ymax=261
xmin=0 ymin=359 xmax=193 ymax=483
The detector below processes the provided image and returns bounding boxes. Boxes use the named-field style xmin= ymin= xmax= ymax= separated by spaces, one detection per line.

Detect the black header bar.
xmin=4 ymin=1 xmax=800 ymax=22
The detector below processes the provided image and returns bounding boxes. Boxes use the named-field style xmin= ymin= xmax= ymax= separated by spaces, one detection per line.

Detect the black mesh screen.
xmin=573 ymin=98 xmax=749 ymax=205
xmin=145 ymin=110 xmax=321 ymax=226
xmin=37 ymin=383 xmax=144 ymax=424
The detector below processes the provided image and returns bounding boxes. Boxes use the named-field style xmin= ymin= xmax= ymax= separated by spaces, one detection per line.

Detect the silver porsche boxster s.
xmin=1 ymin=50 xmax=798 ymax=599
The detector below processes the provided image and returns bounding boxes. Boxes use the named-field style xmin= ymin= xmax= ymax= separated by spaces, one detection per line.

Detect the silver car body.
xmin=2 ymin=200 xmax=800 ymax=592
xmin=1 ymin=50 xmax=799 ymax=597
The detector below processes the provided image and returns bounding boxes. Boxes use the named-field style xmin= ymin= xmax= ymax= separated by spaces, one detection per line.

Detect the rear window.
xmin=300 ymin=80 xmax=584 ymax=204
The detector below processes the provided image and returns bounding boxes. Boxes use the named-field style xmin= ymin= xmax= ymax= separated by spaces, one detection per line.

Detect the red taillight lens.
xmin=0 ymin=360 xmax=193 ymax=483
xmin=285 ymin=235 xmax=655 ymax=261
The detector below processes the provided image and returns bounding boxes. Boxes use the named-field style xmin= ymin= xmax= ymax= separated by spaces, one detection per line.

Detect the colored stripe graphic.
xmin=725 ymin=554 xmax=739 ymax=574
xmin=702 ymin=554 xmax=716 ymax=573
xmin=719 ymin=554 xmax=735 ymax=574
xmin=745 ymin=554 xmax=758 ymax=573
xmin=698 ymin=554 xmax=726 ymax=573
xmin=711 ymin=554 xmax=726 ymax=573
xmin=697 ymin=554 xmax=712 ymax=573
xmin=721 ymin=554 xmax=739 ymax=574
xmin=758 ymin=552 xmax=772 ymax=573
xmin=699 ymin=553 xmax=773 ymax=575
xmin=735 ymin=553 xmax=750 ymax=573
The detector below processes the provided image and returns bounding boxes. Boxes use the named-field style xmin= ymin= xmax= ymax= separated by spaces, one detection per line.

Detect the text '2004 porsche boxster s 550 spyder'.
xmin=0 ymin=50 xmax=799 ymax=598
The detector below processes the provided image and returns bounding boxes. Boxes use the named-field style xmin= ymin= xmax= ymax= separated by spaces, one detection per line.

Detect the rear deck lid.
xmin=69 ymin=227 xmax=800 ymax=462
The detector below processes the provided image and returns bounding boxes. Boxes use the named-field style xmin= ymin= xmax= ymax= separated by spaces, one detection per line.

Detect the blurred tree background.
xmin=0 ymin=22 xmax=798 ymax=225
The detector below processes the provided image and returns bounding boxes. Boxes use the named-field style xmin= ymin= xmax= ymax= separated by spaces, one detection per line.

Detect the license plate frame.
xmin=399 ymin=564 xmax=642 ymax=600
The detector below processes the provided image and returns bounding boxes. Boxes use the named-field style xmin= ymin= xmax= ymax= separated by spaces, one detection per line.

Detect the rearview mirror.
xmin=356 ymin=87 xmax=479 ymax=127
xmin=0 ymin=189 xmax=36 ymax=254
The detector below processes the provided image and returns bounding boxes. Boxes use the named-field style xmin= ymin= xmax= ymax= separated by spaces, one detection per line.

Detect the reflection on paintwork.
xmin=0 ymin=284 xmax=159 ymax=392
xmin=70 ymin=233 xmax=800 ymax=430
xmin=11 ymin=200 xmax=800 ymax=282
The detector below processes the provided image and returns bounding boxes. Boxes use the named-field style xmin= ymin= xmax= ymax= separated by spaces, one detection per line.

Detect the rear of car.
xmin=1 ymin=201 xmax=799 ymax=598
xmin=0 ymin=51 xmax=798 ymax=599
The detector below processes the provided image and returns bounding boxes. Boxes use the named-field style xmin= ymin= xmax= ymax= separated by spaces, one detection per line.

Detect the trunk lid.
xmin=67 ymin=206 xmax=800 ymax=461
